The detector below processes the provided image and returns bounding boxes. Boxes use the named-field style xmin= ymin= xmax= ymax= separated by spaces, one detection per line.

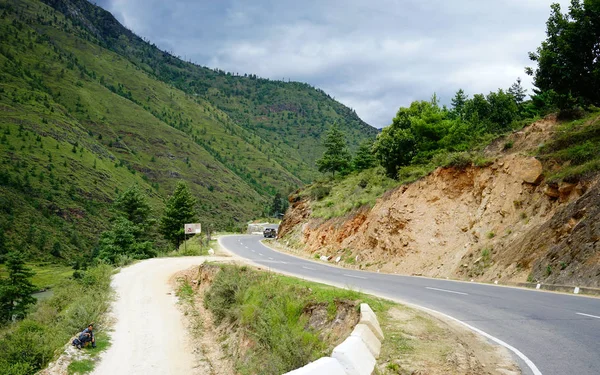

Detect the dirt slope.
xmin=279 ymin=117 xmax=600 ymax=287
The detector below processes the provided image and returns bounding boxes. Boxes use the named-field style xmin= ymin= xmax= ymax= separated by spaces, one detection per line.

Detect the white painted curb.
xmin=358 ymin=309 xmax=384 ymax=341
xmin=350 ymin=324 xmax=381 ymax=358
xmin=282 ymin=303 xmax=384 ymax=375
xmin=332 ymin=336 xmax=376 ymax=375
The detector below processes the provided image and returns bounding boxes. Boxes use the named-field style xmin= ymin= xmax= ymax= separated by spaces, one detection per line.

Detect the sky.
xmin=93 ymin=0 xmax=570 ymax=128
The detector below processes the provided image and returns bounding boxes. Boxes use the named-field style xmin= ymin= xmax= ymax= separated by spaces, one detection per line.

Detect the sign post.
xmin=184 ymin=223 xmax=201 ymax=253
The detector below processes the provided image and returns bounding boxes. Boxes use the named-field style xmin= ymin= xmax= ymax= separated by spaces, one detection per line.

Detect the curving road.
xmin=220 ymin=235 xmax=600 ymax=375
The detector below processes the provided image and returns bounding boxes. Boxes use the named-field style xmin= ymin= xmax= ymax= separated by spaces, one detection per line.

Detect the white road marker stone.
xmin=536 ymin=283 xmax=541 ymax=289
xmin=576 ymin=312 xmax=600 ymax=319
xmin=343 ymin=274 xmax=368 ymax=280
xmin=426 ymin=287 xmax=469 ymax=295
xmin=350 ymin=324 xmax=381 ymax=358
xmin=574 ymin=287 xmax=580 ymax=294
xmin=332 ymin=336 xmax=376 ymax=375
xmin=283 ymin=357 xmax=347 ymax=375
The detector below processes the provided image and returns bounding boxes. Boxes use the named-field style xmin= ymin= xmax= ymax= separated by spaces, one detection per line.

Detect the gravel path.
xmin=92 ymin=256 xmax=229 ymax=375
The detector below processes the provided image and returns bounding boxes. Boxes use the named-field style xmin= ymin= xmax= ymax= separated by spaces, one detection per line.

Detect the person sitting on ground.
xmin=73 ymin=323 xmax=96 ymax=349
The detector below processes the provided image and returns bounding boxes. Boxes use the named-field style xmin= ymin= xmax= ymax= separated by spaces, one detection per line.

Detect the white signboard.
xmin=184 ymin=223 xmax=201 ymax=234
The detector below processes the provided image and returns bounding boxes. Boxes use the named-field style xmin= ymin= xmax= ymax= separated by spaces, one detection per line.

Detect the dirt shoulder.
xmin=89 ymin=256 xmax=230 ymax=375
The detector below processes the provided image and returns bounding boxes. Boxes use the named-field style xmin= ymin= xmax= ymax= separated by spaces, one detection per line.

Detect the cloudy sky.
xmin=93 ymin=0 xmax=569 ymax=128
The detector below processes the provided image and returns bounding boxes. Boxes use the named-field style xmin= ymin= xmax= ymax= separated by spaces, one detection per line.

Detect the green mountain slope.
xmin=0 ymin=0 xmax=376 ymax=262
xmin=40 ymin=0 xmax=378 ymax=179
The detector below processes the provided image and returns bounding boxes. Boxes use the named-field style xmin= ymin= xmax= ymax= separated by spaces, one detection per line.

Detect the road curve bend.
xmin=220 ymin=235 xmax=600 ymax=375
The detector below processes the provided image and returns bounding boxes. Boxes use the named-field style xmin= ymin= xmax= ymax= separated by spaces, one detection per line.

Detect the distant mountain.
xmin=0 ymin=0 xmax=376 ymax=261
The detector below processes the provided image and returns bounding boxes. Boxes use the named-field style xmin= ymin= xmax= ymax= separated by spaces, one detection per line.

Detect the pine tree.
xmin=352 ymin=140 xmax=376 ymax=171
xmin=98 ymin=185 xmax=155 ymax=263
xmin=316 ymin=124 xmax=351 ymax=177
xmin=451 ymin=89 xmax=468 ymax=119
xmin=113 ymin=185 xmax=152 ymax=226
xmin=159 ymin=181 xmax=198 ymax=248
xmin=0 ymin=252 xmax=36 ymax=323
xmin=508 ymin=78 xmax=527 ymax=106
xmin=270 ymin=192 xmax=283 ymax=217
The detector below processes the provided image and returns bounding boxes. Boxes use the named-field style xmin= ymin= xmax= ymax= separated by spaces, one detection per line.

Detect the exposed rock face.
xmin=279 ymin=152 xmax=599 ymax=287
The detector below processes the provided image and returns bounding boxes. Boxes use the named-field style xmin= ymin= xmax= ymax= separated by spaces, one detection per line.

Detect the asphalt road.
xmin=220 ymin=235 xmax=600 ymax=375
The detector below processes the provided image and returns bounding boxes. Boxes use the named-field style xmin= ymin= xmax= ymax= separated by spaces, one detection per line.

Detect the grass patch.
xmin=538 ymin=112 xmax=600 ymax=181
xmin=303 ymin=167 xmax=401 ymax=219
xmin=0 ymin=263 xmax=73 ymax=290
xmin=164 ymin=236 xmax=215 ymax=257
xmin=0 ymin=265 xmax=114 ymax=374
xmin=67 ymin=359 xmax=94 ymax=375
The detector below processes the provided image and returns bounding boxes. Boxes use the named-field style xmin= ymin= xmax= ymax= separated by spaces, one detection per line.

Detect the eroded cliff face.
xmin=280 ymin=118 xmax=600 ymax=287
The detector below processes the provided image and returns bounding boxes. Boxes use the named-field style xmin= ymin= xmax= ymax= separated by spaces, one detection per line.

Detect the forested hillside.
xmin=0 ymin=0 xmax=376 ymax=262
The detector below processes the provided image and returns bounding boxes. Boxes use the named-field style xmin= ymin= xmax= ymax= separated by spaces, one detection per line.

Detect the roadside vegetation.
xmin=0 ymin=264 xmax=112 ymax=375
xmin=0 ymin=180 xmax=200 ymax=374
xmin=182 ymin=264 xmax=386 ymax=374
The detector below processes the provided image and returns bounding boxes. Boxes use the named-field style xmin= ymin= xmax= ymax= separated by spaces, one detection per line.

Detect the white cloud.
xmin=95 ymin=0 xmax=570 ymax=127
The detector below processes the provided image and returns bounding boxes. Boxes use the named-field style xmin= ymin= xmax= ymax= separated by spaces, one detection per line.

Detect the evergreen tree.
xmin=159 ymin=181 xmax=198 ymax=248
xmin=352 ymin=140 xmax=376 ymax=171
xmin=0 ymin=252 xmax=36 ymax=324
xmin=113 ymin=185 xmax=152 ymax=226
xmin=508 ymin=78 xmax=527 ymax=107
xmin=98 ymin=185 xmax=155 ymax=263
xmin=270 ymin=192 xmax=283 ymax=217
xmin=316 ymin=124 xmax=351 ymax=177
xmin=451 ymin=89 xmax=468 ymax=119
xmin=98 ymin=217 xmax=155 ymax=263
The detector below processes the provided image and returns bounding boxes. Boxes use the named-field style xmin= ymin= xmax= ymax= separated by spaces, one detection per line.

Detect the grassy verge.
xmin=180 ymin=264 xmax=510 ymax=374
xmin=162 ymin=235 xmax=215 ymax=257
xmin=196 ymin=264 xmax=388 ymax=374
xmin=0 ymin=264 xmax=114 ymax=375
xmin=67 ymin=331 xmax=111 ymax=375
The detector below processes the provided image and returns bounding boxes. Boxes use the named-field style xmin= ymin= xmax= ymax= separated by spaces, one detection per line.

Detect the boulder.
xmin=517 ymin=157 xmax=543 ymax=184
xmin=544 ymin=184 xmax=560 ymax=198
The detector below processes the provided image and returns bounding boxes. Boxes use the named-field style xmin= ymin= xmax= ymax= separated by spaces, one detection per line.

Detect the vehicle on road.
xmin=263 ymin=228 xmax=277 ymax=238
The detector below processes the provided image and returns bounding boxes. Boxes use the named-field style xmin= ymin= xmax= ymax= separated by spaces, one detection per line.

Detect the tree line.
xmin=318 ymin=0 xmax=600 ymax=179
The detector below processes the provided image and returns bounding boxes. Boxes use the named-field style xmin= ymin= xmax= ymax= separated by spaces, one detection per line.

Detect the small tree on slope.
xmin=316 ymin=124 xmax=351 ymax=177
xmin=159 ymin=181 xmax=198 ymax=248
xmin=0 ymin=252 xmax=36 ymax=324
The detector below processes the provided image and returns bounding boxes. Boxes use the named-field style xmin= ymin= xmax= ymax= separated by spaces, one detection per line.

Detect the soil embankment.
xmin=279 ymin=117 xmax=600 ymax=287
